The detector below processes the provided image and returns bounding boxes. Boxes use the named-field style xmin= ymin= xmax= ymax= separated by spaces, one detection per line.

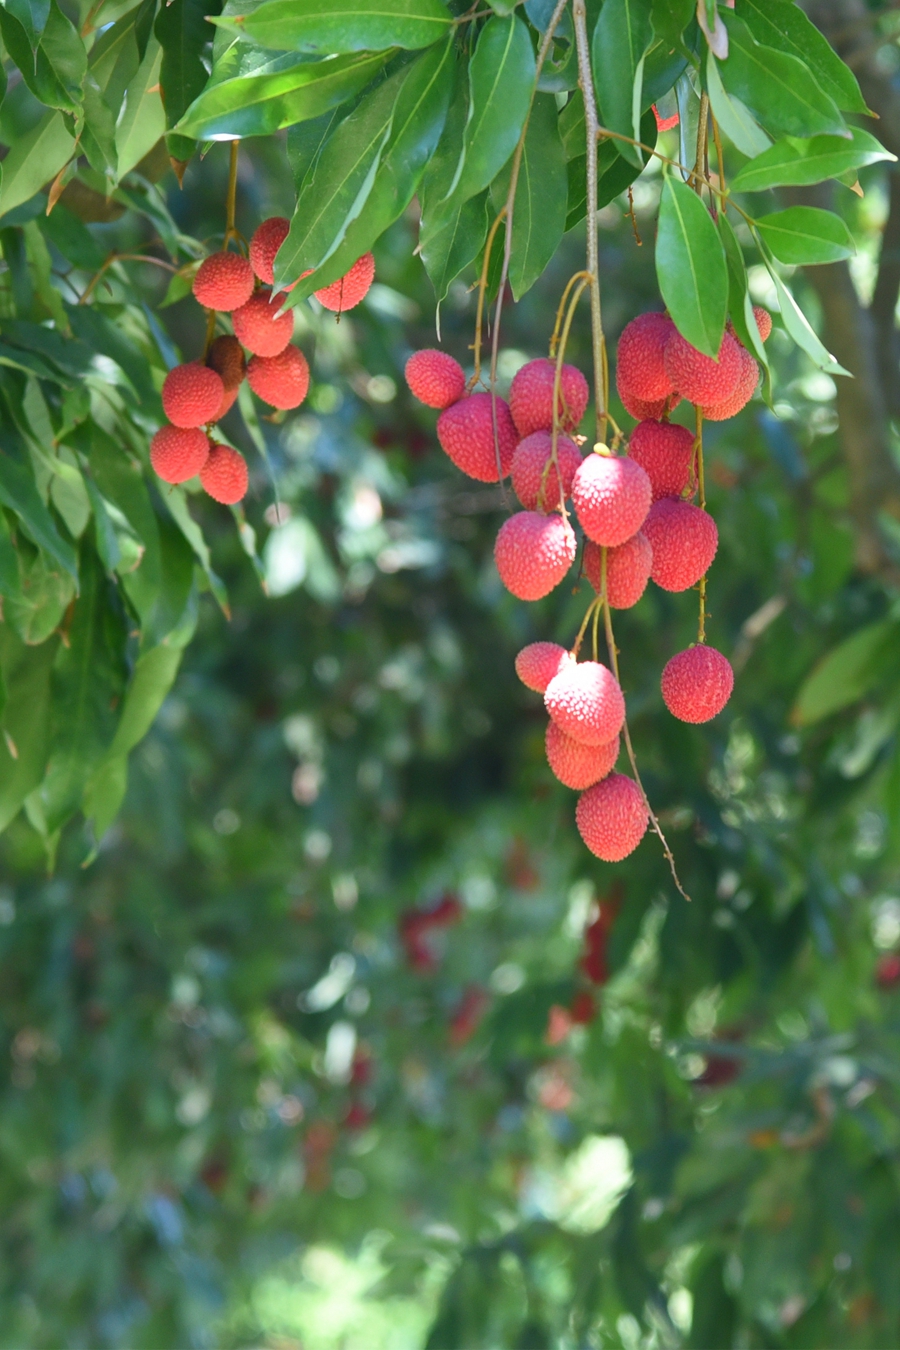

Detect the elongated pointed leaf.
xmin=730 ymin=128 xmax=895 ymax=192
xmin=450 ymin=15 xmax=535 ymax=204
xmin=223 ymin=0 xmax=451 ymax=53
xmin=656 ymin=175 xmax=727 ymax=357
xmin=735 ymin=0 xmax=867 ymax=115
xmin=792 ymin=619 xmax=900 ymax=726
xmin=754 ymin=206 xmax=854 ymax=265
xmin=156 ymin=0 xmax=224 ymax=164
xmin=592 ymin=0 xmax=652 ymax=168
xmin=421 ymin=191 xmax=489 ymax=302
xmin=501 ymin=92 xmax=566 ymax=300
xmin=0 ymin=0 xmax=85 ymax=113
xmin=718 ymin=211 xmax=769 ymax=383
xmin=765 ymin=265 xmax=849 ymax=376
xmin=115 ymin=39 xmax=166 ymax=178
xmin=0 ymin=627 xmax=57 ymax=833
xmin=0 ymin=111 xmax=75 ymax=220
xmin=719 ymin=13 xmax=847 ymax=142
xmin=5 ymin=0 xmax=50 ymax=51
xmin=705 ymin=46 xmax=770 ymax=158
xmin=0 ymin=451 xmax=78 ymax=582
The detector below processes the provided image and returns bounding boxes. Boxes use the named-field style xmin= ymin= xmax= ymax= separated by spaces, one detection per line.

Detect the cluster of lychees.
xmin=150 ymin=215 xmax=375 ymax=504
xmin=404 ymin=306 xmax=771 ymax=865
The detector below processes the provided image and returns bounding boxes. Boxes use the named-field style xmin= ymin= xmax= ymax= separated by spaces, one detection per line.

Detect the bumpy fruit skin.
xmin=583 ymin=532 xmax=652 ymax=609
xmin=405 ymin=349 xmax=466 ymax=409
xmin=509 ymin=358 xmax=589 ymax=438
xmin=150 ymin=425 xmax=210 ymax=484
xmin=616 ymin=312 xmax=675 ymax=401
xmin=753 ymin=305 xmax=773 ymax=343
xmin=661 ymin=644 xmax=734 ymax=723
xmin=511 ymin=430 xmax=582 ymax=512
xmin=545 ymin=720 xmax=619 ymax=790
xmin=494 ymin=512 xmax=576 ymax=600
xmin=572 ymin=452 xmax=651 ymax=547
xmin=628 ymin=419 xmax=695 ymax=501
xmin=247 ymin=345 xmax=310 ymax=409
xmin=700 ymin=345 xmax=759 ymax=421
xmin=436 ymin=392 xmax=517 ymax=482
xmin=200 ymin=443 xmax=249 ymax=504
xmin=214 ymin=386 xmax=240 ymax=421
xmin=515 ymin=642 xmax=573 ymax=693
xmin=664 ymin=329 xmax=742 ymax=406
xmin=545 ymin=660 xmax=625 ymax=746
xmin=314 ymin=253 xmax=375 ymax=312
xmin=207 ymin=334 xmax=246 ymax=391
xmin=576 ymin=774 xmax=648 ymax=861
xmin=192 ymin=252 xmax=255 ymax=312
xmin=162 ymin=363 xmax=224 ymax=428
xmin=643 ymin=498 xmax=718 ymax=592
xmin=620 ymin=386 xmax=680 ymax=421
xmin=250 ymin=217 xmax=290 ymax=285
xmin=232 ymin=289 xmax=294 ymax=357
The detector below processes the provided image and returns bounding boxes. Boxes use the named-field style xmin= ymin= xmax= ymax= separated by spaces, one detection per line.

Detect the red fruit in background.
xmin=515 ymin=641 xmax=574 ymax=694
xmin=232 ymin=289 xmax=294 ymax=357
xmin=694 ymin=1054 xmax=742 ymax=1088
xmin=449 ymin=986 xmax=490 ymax=1047
xmin=572 ymin=452 xmax=651 ymax=547
xmin=162 ymin=363 xmax=224 ymax=428
xmin=192 ymin=251 xmax=255 ymax=312
xmin=576 ymin=774 xmax=649 ymax=861
xmin=643 ymin=498 xmax=718 ymax=592
xmin=511 ymin=430 xmax=582 ymax=512
xmin=545 ymin=660 xmax=625 ymax=746
xmin=876 ymin=953 xmax=900 ymax=988
xmin=628 ymin=419 xmax=695 ymax=501
xmin=569 ymin=991 xmax=596 ymax=1024
xmin=753 ymin=306 xmax=773 ymax=342
xmin=509 ymin=357 xmax=589 ymax=437
xmin=545 ymin=1004 xmax=573 ymax=1045
xmin=616 ymin=312 xmax=676 ymax=401
xmin=664 ymin=329 xmax=742 ymax=406
xmin=314 ymin=253 xmax=375 ymax=312
xmin=581 ymin=885 xmax=621 ymax=985
xmin=494 ymin=512 xmax=576 ymax=601
xmin=207 ymin=334 xmax=246 ymax=390
xmin=405 ymin=349 xmax=466 ymax=410
xmin=661 ymin=645 xmax=734 ymax=723
xmin=700 ymin=345 xmax=759 ymax=421
xmin=653 ymin=105 xmax=680 ymax=132
xmin=344 ymin=1100 xmax=372 ymax=1131
xmin=150 ymin=425 xmax=209 ymax=484
xmin=583 ymin=532 xmax=653 ymax=609
xmin=545 ymin=720 xmax=619 ymax=790
xmin=247 ymin=346 xmax=310 ymax=409
xmin=437 ymin=391 xmax=517 ymax=482
xmin=200 ymin=443 xmax=249 ymax=504
xmin=249 ymin=216 xmax=290 ymax=285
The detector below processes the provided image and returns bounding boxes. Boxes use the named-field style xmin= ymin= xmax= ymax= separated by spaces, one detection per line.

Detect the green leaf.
xmin=5 ymin=546 xmax=76 ymax=644
xmin=4 ymin=0 xmax=50 ymax=51
xmin=81 ymin=74 xmax=119 ymax=176
xmin=498 ymin=93 xmax=566 ymax=300
xmin=287 ymin=109 xmax=345 ymax=192
xmin=0 ymin=626 xmax=57 ymax=833
xmin=765 ymin=265 xmax=848 ymax=376
xmin=729 ymin=127 xmax=895 ymax=192
xmin=421 ymin=191 xmax=489 ymax=303
xmin=39 ymin=202 xmax=105 ymax=271
xmin=226 ymin=0 xmax=451 ymax=53
xmin=719 ymin=14 xmax=847 ymax=142
xmin=450 ymin=16 xmax=535 ymax=206
xmin=734 ymin=0 xmax=867 ymax=115
xmin=655 ymin=174 xmax=727 ymax=357
xmin=114 ymin=37 xmax=167 ymax=179
xmin=592 ymin=0 xmax=652 ymax=168
xmin=66 ymin=303 xmax=161 ymax=410
xmin=754 ymin=205 xmax=854 ymax=265
xmin=0 ymin=0 xmax=86 ymax=114
xmin=156 ymin=0 xmax=224 ymax=165
xmin=0 ymin=111 xmax=76 ymax=221
xmin=564 ymin=111 xmax=657 ymax=231
xmin=718 ymin=211 xmax=769 ymax=381
xmin=0 ymin=448 xmax=79 ymax=582
xmin=792 ymin=619 xmax=900 ymax=726
xmin=651 ymin=0 xmax=693 ymax=45
xmin=559 ymin=89 xmax=585 ymax=160
xmin=163 ymin=487 xmax=229 ymax=616
xmin=705 ymin=46 xmax=770 ymax=158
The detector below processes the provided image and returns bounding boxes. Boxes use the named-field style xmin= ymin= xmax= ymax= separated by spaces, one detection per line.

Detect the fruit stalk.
xmin=224 ymin=140 xmax=240 ymax=249
xmin=573 ymin=0 xmax=608 ymax=444
xmin=696 ymin=406 xmax=707 ymax=644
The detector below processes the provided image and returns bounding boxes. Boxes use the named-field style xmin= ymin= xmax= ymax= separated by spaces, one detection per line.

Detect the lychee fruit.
xmin=192 ymin=251 xmax=255 ymax=312
xmin=250 ymin=216 xmax=290 ymax=285
xmin=544 ymin=660 xmax=625 ymax=746
xmin=615 ymin=312 xmax=676 ymax=401
xmin=314 ymin=253 xmax=375 ymax=312
xmin=247 ymin=345 xmax=310 ymax=410
xmin=753 ymin=305 xmax=772 ymax=342
xmin=628 ymin=419 xmax=695 ymax=501
xmin=494 ymin=512 xmax=576 ymax=601
xmin=207 ymin=333 xmax=246 ymax=420
xmin=545 ymin=720 xmax=619 ymax=790
xmin=700 ymin=346 xmax=759 ymax=421
xmin=511 ymin=430 xmax=582 ymax=512
xmin=572 ymin=451 xmax=651 ymax=547
xmin=232 ymin=289 xmax=294 ymax=357
xmin=509 ymin=358 xmax=589 ymax=438
xmin=199 ymin=443 xmax=249 ymax=504
xmin=405 ymin=349 xmax=466 ymax=410
xmin=661 ymin=644 xmax=734 ymax=723
xmin=664 ymin=329 xmax=742 ymax=406
xmin=619 ymin=386 xmax=681 ymax=422
xmin=643 ymin=498 xmax=718 ymax=592
xmin=150 ymin=425 xmax=210 ymax=484
xmin=653 ymin=105 xmax=679 ymax=132
xmin=213 ymin=387 xmax=240 ymax=421
xmin=583 ymin=532 xmax=652 ymax=609
xmin=162 ymin=363 xmax=224 ymax=428
xmin=436 ymin=392 xmax=517 ymax=482
xmin=576 ymin=773 xmax=649 ymax=861
xmin=515 ymin=641 xmax=573 ymax=693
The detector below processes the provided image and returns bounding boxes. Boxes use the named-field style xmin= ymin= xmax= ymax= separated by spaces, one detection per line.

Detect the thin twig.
xmin=573 ymin=0 xmax=607 ymax=443
xmin=79 ymin=253 xmax=178 ymax=305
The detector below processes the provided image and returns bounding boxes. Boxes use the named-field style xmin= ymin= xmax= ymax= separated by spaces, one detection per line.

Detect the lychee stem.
xmin=696 ymin=406 xmax=707 ymax=645
xmin=549 ymin=271 xmax=592 ymax=360
xmin=470 ymin=208 xmax=507 ymax=393
xmin=223 ymin=140 xmax=243 ymax=251
xmin=711 ymin=112 xmax=727 ymax=196
xmin=573 ymin=0 xmax=608 ymax=445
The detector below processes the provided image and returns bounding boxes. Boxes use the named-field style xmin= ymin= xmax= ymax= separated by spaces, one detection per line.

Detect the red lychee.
xmin=250 ymin=216 xmax=290 ymax=285
xmin=700 ymin=345 xmax=759 ymax=421
xmin=876 ymin=954 xmax=900 ymax=989
xmin=192 ymin=251 xmax=255 ymax=312
xmin=545 ymin=720 xmax=619 ymax=790
xmin=207 ymin=334 xmax=245 ymax=420
xmin=628 ymin=419 xmax=695 ymax=501
xmin=213 ymin=386 xmax=239 ymax=421
xmin=515 ymin=642 xmax=573 ymax=693
xmin=314 ymin=253 xmax=375 ymax=312
xmin=494 ymin=512 xmax=576 ymax=601
xmin=509 ymin=358 xmax=589 ymax=438
xmin=545 ymin=660 xmax=625 ymax=746
xmin=247 ymin=345 xmax=310 ymax=409
xmin=150 ymin=425 xmax=210 ymax=484
xmin=405 ymin=349 xmax=466 ymax=410
xmin=572 ymin=451 xmax=651 ymax=547
xmin=653 ymin=105 xmax=680 ymax=132
xmin=511 ymin=430 xmax=582 ymax=512
xmin=200 ymin=443 xmax=248 ymax=504
xmin=436 ymin=392 xmax=517 ymax=482
xmin=664 ymin=329 xmax=742 ymax=406
xmin=619 ymin=386 xmax=681 ymax=422
xmin=162 ymin=363 xmax=224 ymax=428
xmin=576 ymin=774 xmax=649 ymax=861
xmin=616 ymin=312 xmax=676 ymax=402
xmin=583 ymin=532 xmax=653 ymax=609
xmin=232 ymin=289 xmax=294 ymax=357
xmin=643 ymin=498 xmax=718 ymax=592
xmin=661 ymin=644 xmax=734 ymax=723
xmin=753 ymin=306 xmax=773 ymax=343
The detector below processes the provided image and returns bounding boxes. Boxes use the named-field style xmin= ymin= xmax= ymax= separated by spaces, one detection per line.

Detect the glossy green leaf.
xmin=66 ymin=304 xmax=160 ymax=411
xmin=719 ymin=14 xmax=847 ymax=142
xmin=705 ymin=46 xmax=770 ymax=158
xmin=224 ymin=0 xmax=451 ymax=53
xmin=39 ymin=202 xmax=105 ymax=272
xmin=0 ymin=111 xmax=76 ymax=220
xmin=0 ymin=0 xmax=86 ymax=114
xmin=156 ymin=0 xmax=224 ymax=164
xmin=499 ymin=93 xmax=566 ymax=300
xmin=450 ymin=15 xmax=535 ymax=205
xmin=114 ymin=38 xmax=166 ymax=178
xmin=754 ymin=206 xmax=854 ymax=265
xmin=163 ymin=487 xmax=229 ymax=616
xmin=656 ymin=175 xmax=727 ymax=357
xmin=421 ymin=191 xmax=489 ymax=303
xmin=5 ymin=546 xmax=76 ymax=645
xmin=81 ymin=75 xmax=119 ymax=176
xmin=765 ymin=265 xmax=848 ymax=376
xmin=642 ymin=36 xmax=689 ymax=108
xmin=87 ymin=0 xmax=148 ymax=119
xmin=792 ymin=619 xmax=900 ymax=725
xmin=0 ymin=626 xmax=57 ymax=833
xmin=718 ymin=211 xmax=769 ymax=382
xmin=287 ymin=108 xmax=345 ymax=191
xmin=735 ymin=0 xmax=867 ymax=115
xmin=650 ymin=0 xmax=692 ymax=44
xmin=4 ymin=0 xmax=50 ymax=50
xmin=730 ymin=127 xmax=896 ymax=192
xmin=559 ymin=90 xmax=584 ymax=160
xmin=592 ymin=0 xmax=652 ymax=168
xmin=0 ymin=449 xmax=78 ymax=582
